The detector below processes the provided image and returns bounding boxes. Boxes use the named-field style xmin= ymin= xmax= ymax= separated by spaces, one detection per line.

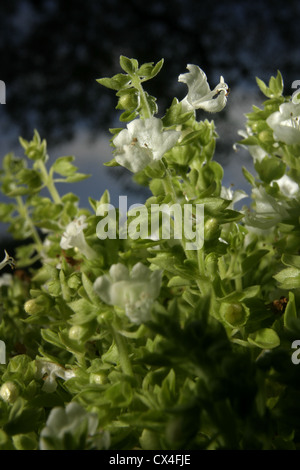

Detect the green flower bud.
xmin=89 ymin=372 xmax=107 ymax=385
xmin=68 ymin=325 xmax=87 ymax=341
xmin=67 ymin=273 xmax=82 ymax=290
xmin=69 ymin=323 xmax=96 ymax=342
xmin=258 ymin=130 xmax=273 ymax=144
xmin=117 ymin=92 xmax=139 ymax=110
xmin=0 ymin=381 xmax=19 ymax=403
xmin=204 ymin=217 xmax=220 ymax=240
xmin=220 ymin=302 xmax=248 ymax=327
xmin=24 ymin=299 xmax=43 ymax=315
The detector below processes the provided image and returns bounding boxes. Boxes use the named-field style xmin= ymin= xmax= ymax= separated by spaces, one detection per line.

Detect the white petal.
xmin=109 ymin=263 xmax=130 ymax=282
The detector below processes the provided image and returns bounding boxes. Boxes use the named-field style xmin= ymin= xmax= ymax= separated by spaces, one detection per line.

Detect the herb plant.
xmin=0 ymin=56 xmax=300 ymax=450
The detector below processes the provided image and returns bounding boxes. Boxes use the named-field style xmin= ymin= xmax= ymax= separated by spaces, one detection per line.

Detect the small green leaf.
xmin=119 ymin=56 xmax=138 ymax=75
xmin=256 ymin=77 xmax=272 ymax=97
xmin=268 ymin=71 xmax=284 ymax=97
xmin=178 ymin=130 xmax=203 ymax=146
xmin=64 ymin=173 xmax=90 ymax=183
xmin=283 ymin=292 xmax=297 ymax=332
xmin=96 ymin=74 xmax=131 ymax=90
xmin=51 ymin=156 xmax=77 ymax=177
xmin=281 ymin=253 xmax=300 ymax=269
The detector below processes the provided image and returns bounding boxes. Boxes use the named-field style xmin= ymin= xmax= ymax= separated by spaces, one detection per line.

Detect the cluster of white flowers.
xmin=112 ymin=65 xmax=228 ymax=174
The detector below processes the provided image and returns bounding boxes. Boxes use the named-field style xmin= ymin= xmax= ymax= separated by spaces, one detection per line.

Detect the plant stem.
xmin=132 ymin=76 xmax=151 ymax=119
xmin=38 ymin=160 xmax=62 ymax=204
xmin=16 ymin=196 xmax=44 ymax=251
xmin=162 ymin=167 xmax=178 ymax=202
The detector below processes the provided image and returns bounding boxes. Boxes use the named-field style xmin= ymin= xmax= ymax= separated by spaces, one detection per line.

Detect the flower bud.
xmin=0 ymin=381 xmax=19 ymax=403
xmin=220 ymin=302 xmax=248 ymax=327
xmin=204 ymin=217 xmax=220 ymax=240
xmin=258 ymin=130 xmax=273 ymax=144
xmin=24 ymin=299 xmax=43 ymax=315
xmin=205 ymin=253 xmax=218 ymax=278
xmin=89 ymin=372 xmax=107 ymax=385
xmin=117 ymin=92 xmax=139 ymax=110
xmin=68 ymin=325 xmax=86 ymax=341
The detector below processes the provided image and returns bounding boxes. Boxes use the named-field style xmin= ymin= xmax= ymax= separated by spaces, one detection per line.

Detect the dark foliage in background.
xmin=1 ymin=0 xmax=300 ymax=146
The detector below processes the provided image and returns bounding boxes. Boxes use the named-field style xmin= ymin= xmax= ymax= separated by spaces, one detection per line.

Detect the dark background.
xmin=0 ymin=0 xmax=299 ymax=234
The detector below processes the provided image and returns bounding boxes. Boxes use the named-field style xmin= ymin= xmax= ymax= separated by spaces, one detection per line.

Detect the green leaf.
xmin=119 ymin=56 xmax=138 ymax=75
xmin=241 ymin=250 xmax=269 ymax=273
xmin=248 ymin=328 xmax=280 ymax=349
xmin=16 ymin=168 xmax=43 ymax=189
xmin=120 ymin=109 xmax=138 ymax=122
xmin=149 ymin=59 xmax=164 ymax=78
xmin=242 ymin=166 xmax=256 ymax=186
xmin=4 ymin=398 xmax=44 ymax=435
xmin=256 ymin=77 xmax=272 ymax=98
xmin=162 ymin=98 xmax=193 ymax=127
xmin=269 ymin=71 xmax=284 ymax=97
xmin=68 ymin=299 xmax=99 ymax=324
xmin=96 ymin=73 xmax=131 ymax=91
xmin=274 ymin=267 xmax=300 ymax=289
xmin=137 ymin=59 xmax=164 ymax=81
xmin=103 ymin=158 xmax=120 ymax=167
xmin=64 ymin=173 xmax=90 ymax=183
xmin=41 ymin=329 xmax=65 ymax=349
xmin=51 ymin=156 xmax=77 ymax=176
xmin=178 ymin=130 xmax=204 ymax=146
xmin=283 ymin=292 xmax=297 ymax=332
xmin=281 ymin=253 xmax=300 ymax=269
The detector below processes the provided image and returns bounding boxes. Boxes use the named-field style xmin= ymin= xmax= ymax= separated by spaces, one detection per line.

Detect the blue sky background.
xmin=1 ymin=0 xmax=300 ymax=238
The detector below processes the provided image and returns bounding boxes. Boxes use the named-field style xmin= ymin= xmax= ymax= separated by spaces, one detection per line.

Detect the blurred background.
xmin=1 ymin=0 xmax=300 ymax=242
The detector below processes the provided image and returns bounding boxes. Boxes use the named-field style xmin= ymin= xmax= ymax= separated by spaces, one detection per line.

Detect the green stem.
xmin=38 ymin=161 xmax=62 ymax=204
xmin=161 ymin=163 xmax=212 ymax=297
xmin=16 ymin=196 xmax=44 ymax=251
xmin=162 ymin=167 xmax=178 ymax=202
xmin=111 ymin=325 xmax=134 ymax=377
xmin=132 ymin=76 xmax=151 ymax=119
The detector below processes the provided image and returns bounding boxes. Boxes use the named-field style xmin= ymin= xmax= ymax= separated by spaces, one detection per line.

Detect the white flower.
xmin=178 ymin=64 xmax=229 ymax=113
xmin=36 ymin=360 xmax=75 ymax=393
xmin=0 ymin=251 xmax=15 ymax=271
xmin=0 ymin=273 xmax=13 ymax=287
xmin=93 ymin=262 xmax=162 ymax=324
xmin=221 ymin=186 xmax=248 ymax=209
xmin=60 ymin=215 xmax=96 ymax=260
xmin=266 ymin=102 xmax=300 ymax=145
xmin=273 ymin=174 xmax=299 ymax=198
xmin=39 ymin=402 xmax=109 ymax=450
xmin=112 ymin=117 xmax=181 ymax=173
xmin=245 ymin=186 xmax=289 ymax=229
xmin=0 ymin=381 xmax=18 ymax=403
